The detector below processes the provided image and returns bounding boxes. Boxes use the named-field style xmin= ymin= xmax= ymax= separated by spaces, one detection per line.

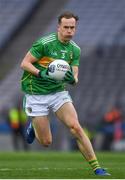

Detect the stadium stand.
xmin=0 ymin=0 xmax=41 ymax=110
xmin=46 ymin=0 xmax=125 ymax=46
xmin=0 ymin=0 xmax=40 ymax=50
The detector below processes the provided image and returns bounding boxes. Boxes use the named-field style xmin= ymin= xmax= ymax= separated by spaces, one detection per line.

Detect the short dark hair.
xmin=58 ymin=11 xmax=79 ymax=24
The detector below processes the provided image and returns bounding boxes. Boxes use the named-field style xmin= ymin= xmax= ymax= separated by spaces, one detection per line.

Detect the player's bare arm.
xmin=20 ymin=51 xmax=40 ymax=76
xmin=72 ymin=66 xmax=78 ymax=84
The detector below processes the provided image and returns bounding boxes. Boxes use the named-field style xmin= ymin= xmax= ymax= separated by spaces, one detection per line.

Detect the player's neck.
xmin=57 ymin=32 xmax=69 ymax=44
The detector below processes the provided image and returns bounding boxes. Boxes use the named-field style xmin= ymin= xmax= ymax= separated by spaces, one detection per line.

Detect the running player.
xmin=20 ymin=11 xmax=110 ymax=176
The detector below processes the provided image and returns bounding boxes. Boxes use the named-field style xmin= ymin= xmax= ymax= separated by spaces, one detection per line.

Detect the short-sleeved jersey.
xmin=21 ymin=33 xmax=81 ymax=95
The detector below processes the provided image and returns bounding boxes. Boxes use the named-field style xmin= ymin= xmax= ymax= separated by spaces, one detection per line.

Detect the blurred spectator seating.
xmin=0 ymin=0 xmax=40 ymax=50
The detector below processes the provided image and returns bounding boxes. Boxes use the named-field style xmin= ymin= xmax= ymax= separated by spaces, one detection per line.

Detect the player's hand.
xmin=38 ymin=69 xmax=59 ymax=84
xmin=63 ymin=67 xmax=76 ymax=85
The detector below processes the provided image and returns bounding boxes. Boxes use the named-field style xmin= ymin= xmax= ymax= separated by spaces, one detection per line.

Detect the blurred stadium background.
xmin=0 ymin=0 xmax=125 ymax=152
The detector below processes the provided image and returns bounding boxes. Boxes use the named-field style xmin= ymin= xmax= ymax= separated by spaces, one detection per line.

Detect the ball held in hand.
xmin=48 ymin=59 xmax=70 ymax=80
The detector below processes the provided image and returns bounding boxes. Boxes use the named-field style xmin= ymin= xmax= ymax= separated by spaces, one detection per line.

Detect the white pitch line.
xmin=0 ymin=167 xmax=86 ymax=171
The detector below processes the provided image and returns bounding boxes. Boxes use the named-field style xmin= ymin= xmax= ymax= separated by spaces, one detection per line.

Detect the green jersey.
xmin=21 ymin=33 xmax=81 ymax=95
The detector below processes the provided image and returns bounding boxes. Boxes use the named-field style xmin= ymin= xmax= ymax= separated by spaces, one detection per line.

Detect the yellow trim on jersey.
xmin=38 ymin=56 xmax=54 ymax=67
xmin=29 ymin=75 xmax=33 ymax=94
xmin=21 ymin=74 xmax=31 ymax=82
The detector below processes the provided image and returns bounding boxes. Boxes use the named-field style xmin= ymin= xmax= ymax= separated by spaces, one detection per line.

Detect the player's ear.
xmin=57 ymin=24 xmax=60 ymax=32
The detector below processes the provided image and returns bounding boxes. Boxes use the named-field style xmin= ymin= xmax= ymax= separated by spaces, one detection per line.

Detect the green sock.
xmin=89 ymin=159 xmax=101 ymax=171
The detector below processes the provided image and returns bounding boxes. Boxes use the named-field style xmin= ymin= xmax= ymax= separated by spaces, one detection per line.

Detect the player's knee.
xmin=70 ymin=123 xmax=82 ymax=137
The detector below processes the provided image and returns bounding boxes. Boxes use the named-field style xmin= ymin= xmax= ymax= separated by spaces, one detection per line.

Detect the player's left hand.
xmin=63 ymin=67 xmax=76 ymax=85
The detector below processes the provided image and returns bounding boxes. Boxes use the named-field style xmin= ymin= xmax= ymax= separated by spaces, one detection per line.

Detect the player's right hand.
xmin=38 ymin=69 xmax=59 ymax=84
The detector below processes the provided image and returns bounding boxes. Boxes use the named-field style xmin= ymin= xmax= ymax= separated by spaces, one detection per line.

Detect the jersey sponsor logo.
xmin=51 ymin=51 xmax=58 ymax=56
xmin=45 ymin=46 xmax=58 ymax=57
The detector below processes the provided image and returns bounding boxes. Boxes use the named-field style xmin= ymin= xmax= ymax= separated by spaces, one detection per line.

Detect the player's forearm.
xmin=72 ymin=66 xmax=79 ymax=84
xmin=20 ymin=52 xmax=40 ymax=76
xmin=20 ymin=61 xmax=39 ymax=76
xmin=74 ymin=76 xmax=78 ymax=84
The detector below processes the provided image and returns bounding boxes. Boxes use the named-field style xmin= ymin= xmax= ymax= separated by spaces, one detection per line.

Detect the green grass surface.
xmin=0 ymin=151 xmax=124 ymax=179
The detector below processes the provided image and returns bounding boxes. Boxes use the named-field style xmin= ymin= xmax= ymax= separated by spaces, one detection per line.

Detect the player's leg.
xmin=55 ymin=102 xmax=110 ymax=176
xmin=55 ymin=102 xmax=96 ymax=160
xmin=24 ymin=94 xmax=52 ymax=146
xmin=32 ymin=116 xmax=52 ymax=147
xmin=26 ymin=116 xmax=52 ymax=146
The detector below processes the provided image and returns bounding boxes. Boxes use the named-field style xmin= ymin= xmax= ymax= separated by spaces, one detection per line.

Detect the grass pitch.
xmin=0 ymin=151 xmax=124 ymax=179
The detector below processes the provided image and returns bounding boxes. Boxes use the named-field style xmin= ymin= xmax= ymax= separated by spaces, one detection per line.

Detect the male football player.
xmin=20 ymin=11 xmax=110 ymax=176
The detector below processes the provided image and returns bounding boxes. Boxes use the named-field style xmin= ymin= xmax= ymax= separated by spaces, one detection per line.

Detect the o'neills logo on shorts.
xmin=27 ymin=107 xmax=32 ymax=113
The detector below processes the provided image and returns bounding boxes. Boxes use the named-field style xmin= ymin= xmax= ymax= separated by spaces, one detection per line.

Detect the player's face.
xmin=58 ymin=17 xmax=77 ymax=42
